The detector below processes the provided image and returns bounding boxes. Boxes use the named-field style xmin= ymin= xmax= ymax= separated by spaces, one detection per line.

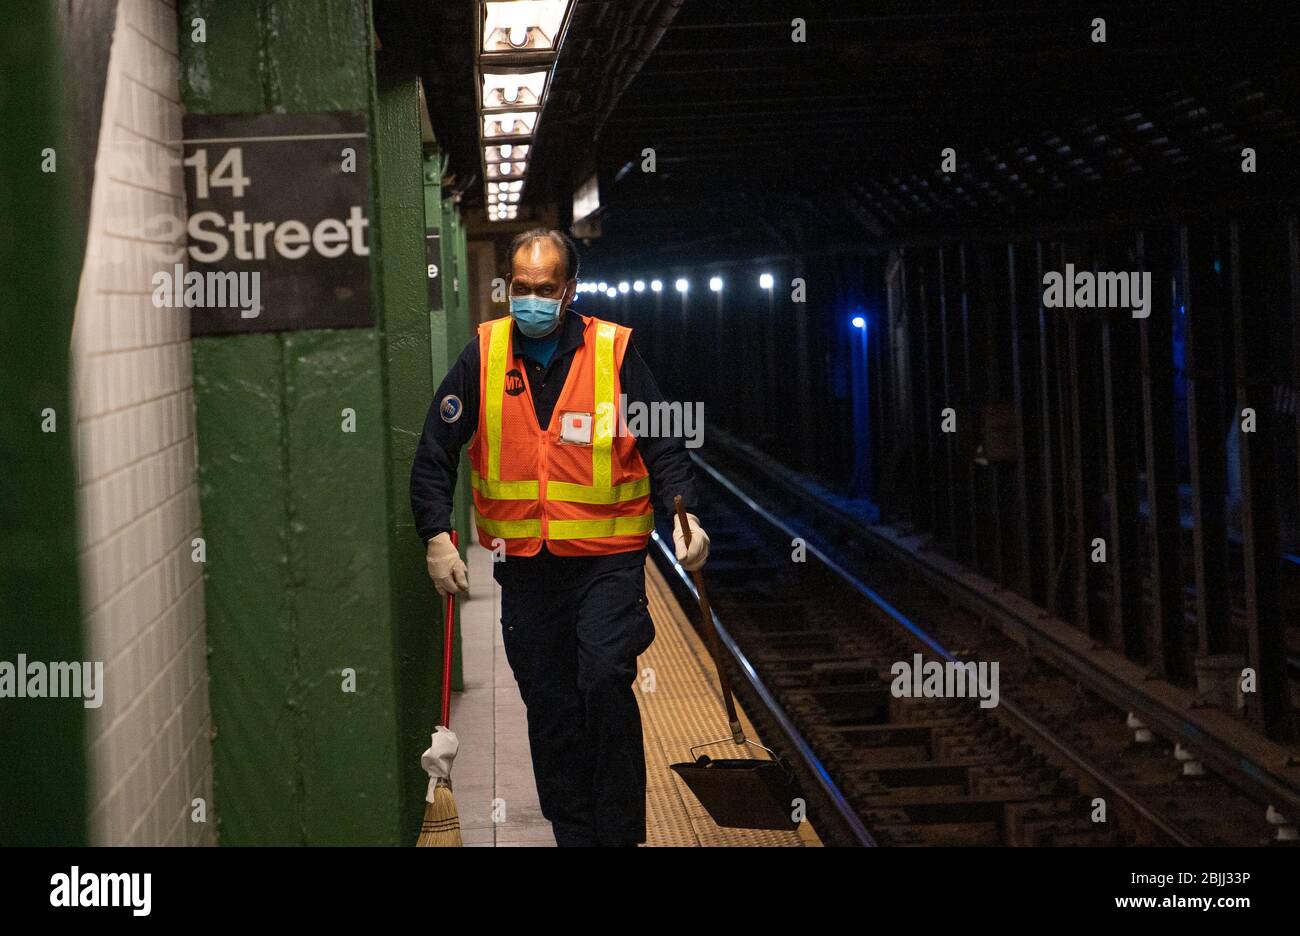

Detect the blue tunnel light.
xmin=851 ymin=315 xmax=866 ymax=329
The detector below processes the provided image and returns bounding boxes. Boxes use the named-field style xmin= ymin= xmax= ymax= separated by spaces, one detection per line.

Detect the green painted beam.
xmin=448 ymin=202 xmax=475 ymax=551
xmin=181 ymin=0 xmax=427 ymax=844
xmin=421 ymin=151 xmax=467 ymax=693
xmin=0 ymin=0 xmax=87 ymax=846
xmin=373 ymin=58 xmax=438 ymax=839
xmin=438 ymin=198 xmax=475 ymax=558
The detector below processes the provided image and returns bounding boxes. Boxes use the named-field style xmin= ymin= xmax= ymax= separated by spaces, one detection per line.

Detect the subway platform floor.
xmin=448 ymin=545 xmax=819 ymax=847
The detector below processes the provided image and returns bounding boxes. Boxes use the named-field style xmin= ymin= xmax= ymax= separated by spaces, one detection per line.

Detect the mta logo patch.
xmin=439 ymin=394 xmax=463 ymax=423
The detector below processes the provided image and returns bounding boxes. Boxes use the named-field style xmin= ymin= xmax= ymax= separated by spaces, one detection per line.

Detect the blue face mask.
xmin=510 ymin=294 xmax=564 ymax=338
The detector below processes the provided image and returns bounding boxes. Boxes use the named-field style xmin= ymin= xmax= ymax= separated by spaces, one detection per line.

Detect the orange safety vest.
xmin=467 ymin=314 xmax=654 ymax=557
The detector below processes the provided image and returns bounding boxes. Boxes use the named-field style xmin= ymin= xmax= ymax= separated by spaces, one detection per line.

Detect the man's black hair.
xmin=509 ymin=228 xmax=581 ymax=281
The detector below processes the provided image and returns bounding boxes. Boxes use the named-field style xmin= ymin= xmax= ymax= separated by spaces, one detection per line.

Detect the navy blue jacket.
xmin=410 ymin=310 xmax=698 ymax=591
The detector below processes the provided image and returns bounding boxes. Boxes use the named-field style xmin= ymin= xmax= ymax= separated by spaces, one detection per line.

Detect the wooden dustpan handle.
xmin=674 ymin=496 xmax=744 ymax=745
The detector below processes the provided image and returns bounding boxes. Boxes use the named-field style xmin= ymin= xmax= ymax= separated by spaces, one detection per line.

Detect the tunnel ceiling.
xmin=377 ymin=0 xmax=685 ymax=210
xmin=385 ymin=0 xmax=1300 ymax=269
xmin=576 ymin=0 xmax=1300 ymax=269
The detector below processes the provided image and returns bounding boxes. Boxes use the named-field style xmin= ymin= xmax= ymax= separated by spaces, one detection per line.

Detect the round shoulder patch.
xmin=439 ymin=394 xmax=463 ymax=424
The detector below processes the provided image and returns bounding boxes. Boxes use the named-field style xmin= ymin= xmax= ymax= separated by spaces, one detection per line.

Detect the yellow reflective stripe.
xmin=485 ymin=317 xmax=512 ymax=483
xmin=547 ymin=513 xmax=655 ymax=540
xmin=475 ymin=511 xmax=542 ymax=539
xmin=471 ymin=469 xmax=539 ymax=501
xmin=546 ymin=476 xmax=650 ymax=504
xmin=592 ymin=323 xmax=616 ymax=490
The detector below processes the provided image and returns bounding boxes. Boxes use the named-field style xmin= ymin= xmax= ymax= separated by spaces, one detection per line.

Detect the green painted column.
xmin=437 ymin=197 xmax=474 ymax=550
xmin=180 ymin=0 xmax=435 ymax=844
xmin=0 ymin=2 xmax=87 ymax=846
xmin=421 ymin=152 xmax=465 ymax=691
xmin=373 ymin=54 xmax=440 ymax=834
xmin=449 ymin=203 xmax=475 ymax=548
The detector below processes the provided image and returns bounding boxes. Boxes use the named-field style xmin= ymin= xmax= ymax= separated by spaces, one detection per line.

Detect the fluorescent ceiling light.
xmin=481 ymin=70 xmax=548 ymax=110
xmin=482 ymin=0 xmax=573 ymax=54
xmin=483 ymin=111 xmax=538 ymax=139
xmin=486 ymin=160 xmax=527 ymax=179
xmin=486 ymin=143 xmax=531 ymax=162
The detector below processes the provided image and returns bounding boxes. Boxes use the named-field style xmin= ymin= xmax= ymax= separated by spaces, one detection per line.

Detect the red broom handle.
xmin=440 ymin=530 xmax=458 ymax=728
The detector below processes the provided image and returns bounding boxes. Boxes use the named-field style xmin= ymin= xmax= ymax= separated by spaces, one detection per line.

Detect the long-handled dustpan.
xmin=669 ymin=497 xmax=804 ymax=831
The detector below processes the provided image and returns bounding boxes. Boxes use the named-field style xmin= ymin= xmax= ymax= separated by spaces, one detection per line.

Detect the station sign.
xmin=179 ymin=112 xmax=373 ymax=335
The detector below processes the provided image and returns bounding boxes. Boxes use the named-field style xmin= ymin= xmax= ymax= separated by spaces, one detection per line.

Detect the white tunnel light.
xmin=605 ymin=287 xmax=618 ymax=298
xmin=650 ymin=279 xmax=663 ymax=292
xmin=482 ymin=1 xmax=573 ymax=55
xmin=709 ymin=276 xmax=723 ymax=292
xmin=486 ymin=143 xmax=530 ymax=163
xmin=481 ymin=71 xmax=547 ymax=110
xmin=633 ymin=280 xmax=645 ymax=293
xmin=675 ymin=279 xmax=689 ymax=293
xmin=483 ymin=112 xmax=538 ymax=139
xmin=597 ymin=281 xmax=607 ymax=292
xmin=759 ymin=273 xmax=774 ymax=289
xmin=618 ymin=281 xmax=630 ymax=294
xmin=486 ymin=162 xmax=527 ymax=181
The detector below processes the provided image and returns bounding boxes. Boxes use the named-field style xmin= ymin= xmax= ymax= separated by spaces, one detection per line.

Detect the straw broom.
xmin=417 ymin=532 xmax=462 ymax=847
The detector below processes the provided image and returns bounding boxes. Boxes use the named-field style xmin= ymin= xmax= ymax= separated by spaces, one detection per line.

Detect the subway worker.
xmin=410 ymin=228 xmax=709 ymax=847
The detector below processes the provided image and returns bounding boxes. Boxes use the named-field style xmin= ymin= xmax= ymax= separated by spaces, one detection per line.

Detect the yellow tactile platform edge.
xmin=637 ymin=560 xmax=821 ymax=847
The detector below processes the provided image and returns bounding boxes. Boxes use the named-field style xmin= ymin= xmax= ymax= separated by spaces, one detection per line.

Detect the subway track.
xmin=650 ymin=443 xmax=1296 ymax=848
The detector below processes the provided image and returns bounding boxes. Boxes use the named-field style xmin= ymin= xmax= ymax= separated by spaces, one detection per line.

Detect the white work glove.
xmin=426 ymin=532 xmax=468 ymax=596
xmin=673 ymin=512 xmax=710 ymax=571
xmin=421 ymin=726 xmax=459 ymax=800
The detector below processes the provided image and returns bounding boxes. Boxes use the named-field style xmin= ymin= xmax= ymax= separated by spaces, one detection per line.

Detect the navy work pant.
xmin=500 ymin=562 xmax=655 ymax=847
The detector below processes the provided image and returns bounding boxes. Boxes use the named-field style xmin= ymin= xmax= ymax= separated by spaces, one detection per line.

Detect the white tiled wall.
xmin=70 ymin=0 xmax=214 ymax=846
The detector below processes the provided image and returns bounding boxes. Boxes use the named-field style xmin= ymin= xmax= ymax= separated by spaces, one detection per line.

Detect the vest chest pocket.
xmin=558 ymin=411 xmax=593 ymax=446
